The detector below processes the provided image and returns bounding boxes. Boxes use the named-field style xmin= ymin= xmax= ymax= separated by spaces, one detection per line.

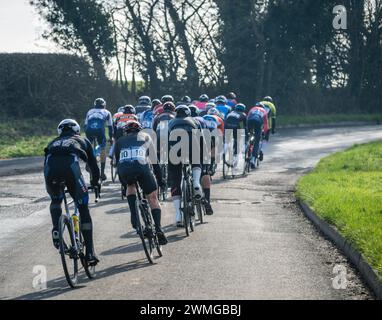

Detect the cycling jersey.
xmin=153 ymin=112 xmax=175 ymax=132
xmin=203 ymin=115 xmax=219 ymax=131
xmin=225 ymin=111 xmax=247 ymax=130
xmin=216 ymin=104 xmax=232 ymax=119
xmin=247 ymin=107 xmax=269 ymax=133
xmin=115 ymin=132 xmax=158 ymax=195
xmin=140 ymin=109 xmax=155 ymax=129
xmin=195 ymin=101 xmax=208 ymax=111
xmin=260 ymin=101 xmax=277 ymax=117
xmin=85 ymin=108 xmax=113 ymax=133
xmin=227 ymin=99 xmax=238 ymax=108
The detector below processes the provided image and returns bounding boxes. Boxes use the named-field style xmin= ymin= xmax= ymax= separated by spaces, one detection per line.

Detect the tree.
xmin=30 ymin=0 xmax=115 ymax=80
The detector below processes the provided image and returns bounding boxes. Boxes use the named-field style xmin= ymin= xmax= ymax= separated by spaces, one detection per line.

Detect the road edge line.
xmin=298 ymin=200 xmax=382 ymax=300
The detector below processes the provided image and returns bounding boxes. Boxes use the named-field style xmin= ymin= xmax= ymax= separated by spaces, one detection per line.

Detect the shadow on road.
xmin=13 ymin=259 xmax=150 ymax=300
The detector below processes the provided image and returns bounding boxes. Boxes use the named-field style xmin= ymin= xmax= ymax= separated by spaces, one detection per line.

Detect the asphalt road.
xmin=1 ymin=126 xmax=381 ymax=300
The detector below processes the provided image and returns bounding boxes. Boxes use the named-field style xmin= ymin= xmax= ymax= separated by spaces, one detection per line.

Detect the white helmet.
xmin=57 ymin=119 xmax=81 ymax=135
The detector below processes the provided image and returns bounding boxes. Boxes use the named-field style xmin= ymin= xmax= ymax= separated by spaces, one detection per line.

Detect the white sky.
xmin=0 ymin=0 xmax=59 ymax=53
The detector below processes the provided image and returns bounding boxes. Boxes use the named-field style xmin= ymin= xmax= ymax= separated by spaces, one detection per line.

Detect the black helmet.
xmin=199 ymin=94 xmax=209 ymax=102
xmin=122 ymin=105 xmax=136 ymax=115
xmin=182 ymin=96 xmax=192 ymax=104
xmin=175 ymin=105 xmax=191 ymax=118
xmin=161 ymin=95 xmax=174 ymax=104
xmin=163 ymin=102 xmax=176 ymax=113
xmin=189 ymin=105 xmax=200 ymax=117
xmin=138 ymin=96 xmax=152 ymax=106
xmin=94 ymin=98 xmax=106 ymax=109
xmin=227 ymin=92 xmax=237 ymax=100
xmin=152 ymin=99 xmax=162 ymax=108
xmin=263 ymin=96 xmax=274 ymax=103
xmin=123 ymin=120 xmax=143 ymax=134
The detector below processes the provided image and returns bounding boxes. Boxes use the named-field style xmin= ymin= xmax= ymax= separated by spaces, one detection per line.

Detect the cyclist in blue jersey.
xmin=215 ymin=95 xmax=232 ymax=119
xmin=85 ymin=98 xmax=113 ymax=181
xmin=226 ymin=92 xmax=238 ymax=108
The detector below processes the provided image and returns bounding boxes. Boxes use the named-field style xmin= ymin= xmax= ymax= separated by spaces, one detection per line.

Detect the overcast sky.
xmin=0 ymin=0 xmax=58 ymax=53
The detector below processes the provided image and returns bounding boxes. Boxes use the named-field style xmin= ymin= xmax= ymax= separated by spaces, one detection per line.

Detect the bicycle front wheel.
xmin=58 ymin=215 xmax=79 ymax=288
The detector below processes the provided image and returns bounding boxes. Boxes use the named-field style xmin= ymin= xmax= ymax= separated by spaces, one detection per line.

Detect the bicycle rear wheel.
xmin=58 ymin=215 xmax=79 ymax=288
xmin=78 ymin=232 xmax=96 ymax=279
xmin=136 ymin=205 xmax=155 ymax=264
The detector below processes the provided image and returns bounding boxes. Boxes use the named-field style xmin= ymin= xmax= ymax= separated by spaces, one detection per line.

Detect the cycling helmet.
xmin=205 ymin=102 xmax=216 ymax=113
xmin=175 ymin=105 xmax=191 ymax=118
xmin=235 ymin=103 xmax=247 ymax=113
xmin=122 ymin=105 xmax=136 ymax=115
xmin=199 ymin=94 xmax=209 ymax=103
xmin=163 ymin=102 xmax=176 ymax=113
xmin=117 ymin=106 xmax=125 ymax=113
xmin=227 ymin=92 xmax=237 ymax=100
xmin=123 ymin=120 xmax=143 ymax=134
xmin=215 ymin=95 xmax=227 ymax=105
xmin=208 ymin=108 xmax=221 ymax=117
xmin=161 ymin=95 xmax=175 ymax=104
xmin=57 ymin=119 xmax=81 ymax=135
xmin=263 ymin=96 xmax=274 ymax=103
xmin=152 ymin=99 xmax=162 ymax=108
xmin=138 ymin=96 xmax=152 ymax=106
xmin=189 ymin=105 xmax=200 ymax=117
xmin=182 ymin=96 xmax=192 ymax=104
xmin=94 ymin=98 xmax=106 ymax=109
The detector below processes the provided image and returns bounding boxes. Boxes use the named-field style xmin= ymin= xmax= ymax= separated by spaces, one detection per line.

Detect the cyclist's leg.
xmin=169 ymin=163 xmax=182 ymax=225
xmin=119 ymin=166 xmax=139 ymax=230
xmin=201 ymin=166 xmax=214 ymax=215
xmin=96 ymin=130 xmax=107 ymax=180
xmin=45 ymin=173 xmax=64 ymax=248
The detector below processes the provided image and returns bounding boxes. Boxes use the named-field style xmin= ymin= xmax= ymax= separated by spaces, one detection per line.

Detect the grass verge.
xmin=297 ymin=141 xmax=382 ymax=280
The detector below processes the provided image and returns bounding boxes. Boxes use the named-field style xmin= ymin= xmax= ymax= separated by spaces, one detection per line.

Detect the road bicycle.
xmin=55 ymin=181 xmax=99 ymax=288
xmin=133 ymin=181 xmax=163 ymax=264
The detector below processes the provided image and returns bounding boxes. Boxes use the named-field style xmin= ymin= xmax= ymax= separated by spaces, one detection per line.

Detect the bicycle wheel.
xmin=223 ymin=154 xmax=228 ymax=180
xmin=188 ymin=181 xmax=196 ymax=233
xmin=111 ymin=159 xmax=116 ymax=183
xmin=182 ymin=179 xmax=190 ymax=237
xmin=136 ymin=204 xmax=155 ymax=264
xmin=78 ymin=231 xmax=96 ymax=280
xmin=58 ymin=215 xmax=79 ymax=288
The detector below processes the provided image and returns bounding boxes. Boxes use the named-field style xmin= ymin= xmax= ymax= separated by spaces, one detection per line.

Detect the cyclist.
xmin=195 ymin=94 xmax=209 ymax=112
xmin=208 ymin=108 xmax=225 ymax=135
xmin=136 ymin=96 xmax=152 ymax=116
xmin=114 ymin=120 xmax=168 ymax=246
xmin=44 ymin=119 xmax=100 ymax=266
xmin=225 ymin=103 xmax=247 ymax=160
xmin=140 ymin=103 xmax=156 ymax=130
xmin=200 ymin=101 xmax=216 ymax=117
xmin=227 ymin=92 xmax=238 ymax=108
xmin=153 ymin=101 xmax=176 ymax=132
xmin=85 ymin=98 xmax=113 ymax=181
xmin=260 ymin=96 xmax=277 ymax=137
xmin=247 ymin=103 xmax=269 ymax=168
xmin=189 ymin=105 xmax=214 ymax=215
xmin=168 ymin=105 xmax=204 ymax=227
xmin=215 ymin=95 xmax=232 ymax=119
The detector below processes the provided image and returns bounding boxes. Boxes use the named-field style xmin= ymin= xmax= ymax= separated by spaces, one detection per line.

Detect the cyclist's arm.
xmin=84 ymin=138 xmax=100 ymax=183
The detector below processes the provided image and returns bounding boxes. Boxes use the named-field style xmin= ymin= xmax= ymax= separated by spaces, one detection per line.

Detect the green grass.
xmin=0 ymin=118 xmax=56 ymax=159
xmin=297 ymin=141 xmax=382 ymax=279
xmin=279 ymin=114 xmax=382 ymax=126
